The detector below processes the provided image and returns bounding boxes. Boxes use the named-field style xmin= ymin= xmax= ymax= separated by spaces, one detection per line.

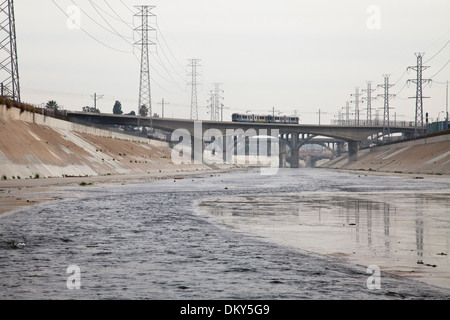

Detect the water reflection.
xmin=199 ymin=192 xmax=450 ymax=289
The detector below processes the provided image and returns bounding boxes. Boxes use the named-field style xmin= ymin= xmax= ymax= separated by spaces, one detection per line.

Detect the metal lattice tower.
xmin=135 ymin=5 xmax=155 ymax=122
xmin=362 ymin=81 xmax=376 ymax=125
xmin=208 ymin=83 xmax=224 ymax=121
xmin=408 ymin=53 xmax=431 ymax=137
xmin=378 ymin=75 xmax=395 ymax=139
xmin=350 ymin=88 xmax=363 ymax=125
xmin=0 ymin=0 xmax=20 ymax=101
xmin=345 ymin=101 xmax=350 ymax=125
xmin=188 ymin=59 xmax=201 ymax=120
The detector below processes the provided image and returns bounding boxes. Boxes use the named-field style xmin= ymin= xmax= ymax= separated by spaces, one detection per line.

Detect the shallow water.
xmin=0 ymin=168 xmax=449 ymax=299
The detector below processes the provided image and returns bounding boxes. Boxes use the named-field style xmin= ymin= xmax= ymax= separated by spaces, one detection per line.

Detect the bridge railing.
xmin=331 ymin=120 xmax=415 ymax=127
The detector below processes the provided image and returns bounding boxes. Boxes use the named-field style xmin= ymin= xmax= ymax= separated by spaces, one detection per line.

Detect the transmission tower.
xmin=408 ymin=53 xmax=431 ymax=137
xmin=188 ymin=59 xmax=201 ymax=120
xmin=362 ymin=81 xmax=376 ymax=125
xmin=0 ymin=0 xmax=20 ymax=101
xmin=350 ymin=87 xmax=363 ymax=125
xmin=208 ymin=83 xmax=224 ymax=121
xmin=135 ymin=5 xmax=156 ymax=123
xmin=378 ymin=75 xmax=395 ymax=139
xmin=345 ymin=101 xmax=350 ymax=125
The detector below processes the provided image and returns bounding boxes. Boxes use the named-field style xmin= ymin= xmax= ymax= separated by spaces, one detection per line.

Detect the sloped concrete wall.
xmin=321 ymin=134 xmax=450 ymax=175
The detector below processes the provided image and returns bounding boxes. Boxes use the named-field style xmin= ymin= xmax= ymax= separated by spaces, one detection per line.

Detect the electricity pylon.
xmin=135 ymin=5 xmax=156 ymax=124
xmin=0 ymin=0 xmax=20 ymax=101
xmin=408 ymin=53 xmax=431 ymax=137
xmin=378 ymin=75 xmax=395 ymax=140
xmin=188 ymin=59 xmax=201 ymax=120
xmin=362 ymin=81 xmax=377 ymax=125
xmin=350 ymin=87 xmax=363 ymax=125
xmin=208 ymin=83 xmax=224 ymax=121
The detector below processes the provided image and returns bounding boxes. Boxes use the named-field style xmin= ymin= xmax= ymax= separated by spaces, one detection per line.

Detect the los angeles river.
xmin=1 ymin=168 xmax=449 ymax=299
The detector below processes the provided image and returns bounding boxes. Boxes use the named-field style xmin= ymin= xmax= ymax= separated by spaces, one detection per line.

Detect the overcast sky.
xmin=12 ymin=0 xmax=450 ymax=124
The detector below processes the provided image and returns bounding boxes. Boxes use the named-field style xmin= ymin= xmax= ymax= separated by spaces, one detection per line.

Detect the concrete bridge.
xmin=65 ymin=112 xmax=416 ymax=167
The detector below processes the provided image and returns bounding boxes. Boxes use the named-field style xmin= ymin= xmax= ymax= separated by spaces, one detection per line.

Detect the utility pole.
xmin=445 ymin=80 xmax=449 ymax=129
xmin=269 ymin=106 xmax=280 ymax=120
xmin=316 ymin=109 xmax=329 ymax=125
xmin=158 ymin=98 xmax=169 ymax=118
xmin=378 ymin=74 xmax=395 ymax=141
xmin=135 ymin=5 xmax=156 ymax=126
xmin=408 ymin=53 xmax=431 ymax=137
xmin=0 ymin=0 xmax=20 ymax=101
xmin=188 ymin=59 xmax=201 ymax=120
xmin=362 ymin=81 xmax=376 ymax=125
xmin=91 ymin=93 xmax=104 ymax=111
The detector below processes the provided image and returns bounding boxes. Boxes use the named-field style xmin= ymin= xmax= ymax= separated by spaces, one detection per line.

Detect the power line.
xmin=424 ymin=40 xmax=450 ymax=64
xmin=119 ymin=0 xmax=135 ymax=14
xmin=71 ymin=0 xmax=133 ymax=42
xmin=154 ymin=36 xmax=187 ymax=84
xmin=150 ymin=51 xmax=186 ymax=91
xmin=102 ymin=0 xmax=134 ymax=27
xmin=86 ymin=0 xmax=134 ymax=44
xmin=51 ymin=0 xmax=132 ymax=54
xmin=155 ymin=20 xmax=187 ymax=73
xmin=429 ymin=59 xmax=450 ymax=79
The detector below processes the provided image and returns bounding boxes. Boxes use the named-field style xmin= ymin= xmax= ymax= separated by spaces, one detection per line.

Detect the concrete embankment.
xmin=321 ymin=133 xmax=450 ymax=175
xmin=0 ymin=104 xmax=232 ymax=181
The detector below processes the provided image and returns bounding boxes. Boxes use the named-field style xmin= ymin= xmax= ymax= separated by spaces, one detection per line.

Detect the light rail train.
xmin=232 ymin=113 xmax=299 ymax=124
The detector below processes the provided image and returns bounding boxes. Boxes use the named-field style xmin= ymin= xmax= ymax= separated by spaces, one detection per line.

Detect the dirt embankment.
xmin=0 ymin=105 xmax=233 ymax=181
xmin=321 ymin=134 xmax=450 ymax=175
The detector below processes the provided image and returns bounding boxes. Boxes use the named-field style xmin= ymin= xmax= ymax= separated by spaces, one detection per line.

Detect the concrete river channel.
xmin=0 ymin=168 xmax=449 ymax=299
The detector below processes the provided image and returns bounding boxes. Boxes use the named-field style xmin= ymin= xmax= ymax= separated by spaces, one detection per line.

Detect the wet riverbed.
xmin=0 ymin=168 xmax=449 ymax=299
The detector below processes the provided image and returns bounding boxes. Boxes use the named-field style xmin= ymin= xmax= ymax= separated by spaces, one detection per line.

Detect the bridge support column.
xmin=336 ymin=142 xmax=345 ymax=156
xmin=223 ymin=136 xmax=232 ymax=164
xmin=290 ymin=134 xmax=300 ymax=168
xmin=191 ymin=135 xmax=204 ymax=164
xmin=279 ymin=139 xmax=287 ymax=168
xmin=348 ymin=141 xmax=358 ymax=163
xmin=305 ymin=155 xmax=312 ymax=168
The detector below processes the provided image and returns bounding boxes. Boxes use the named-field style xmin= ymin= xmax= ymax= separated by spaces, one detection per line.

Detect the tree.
xmin=113 ymin=101 xmax=123 ymax=115
xmin=127 ymin=111 xmax=136 ymax=116
xmin=46 ymin=100 xmax=59 ymax=110
xmin=139 ymin=104 xmax=148 ymax=117
xmin=82 ymin=106 xmax=100 ymax=113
